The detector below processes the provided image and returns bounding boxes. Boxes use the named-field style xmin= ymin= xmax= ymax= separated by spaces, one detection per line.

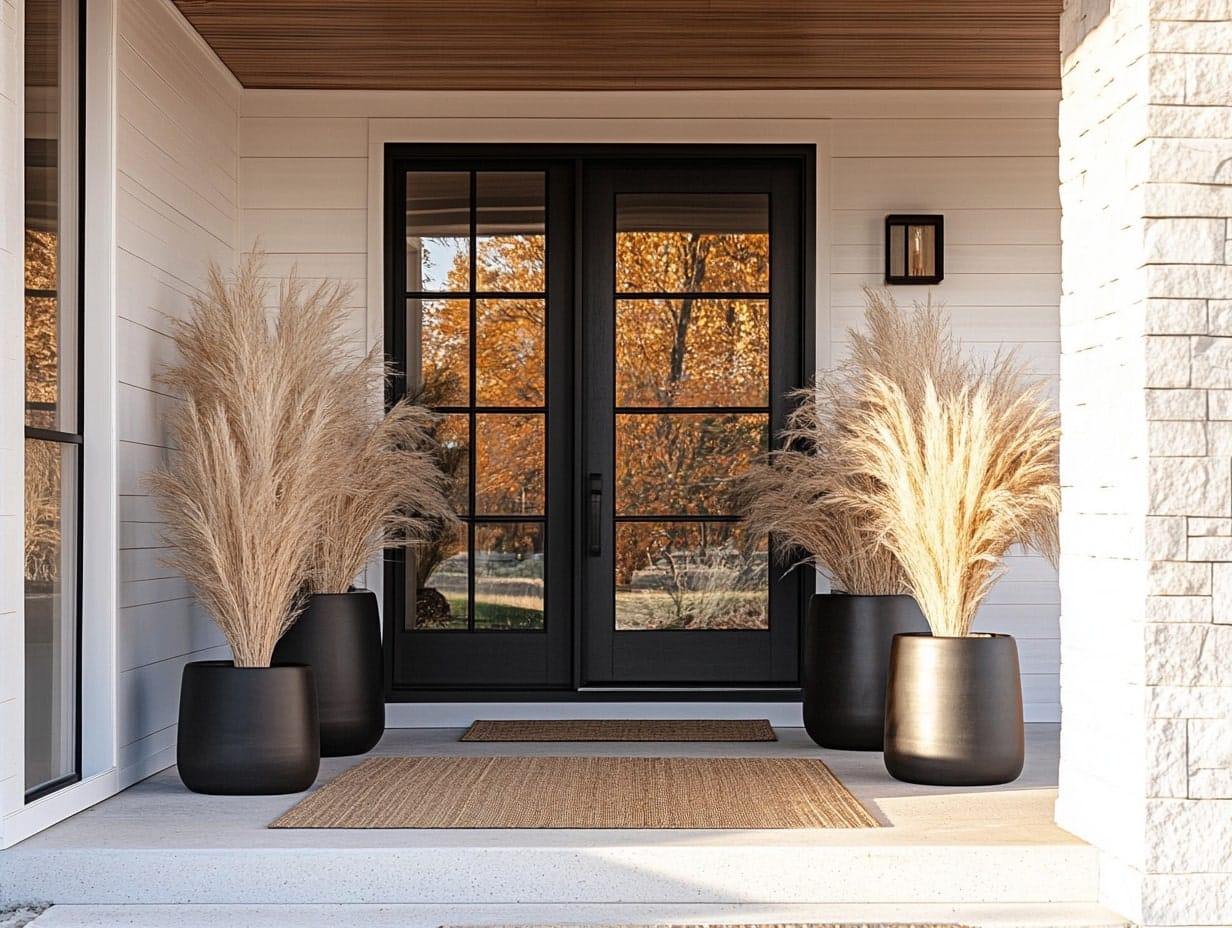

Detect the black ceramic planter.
xmin=802 ymin=593 xmax=929 ymax=750
xmin=272 ymin=590 xmax=385 ymax=756
xmin=883 ymin=632 xmax=1025 ymax=786
xmin=176 ymin=661 xmax=320 ymax=795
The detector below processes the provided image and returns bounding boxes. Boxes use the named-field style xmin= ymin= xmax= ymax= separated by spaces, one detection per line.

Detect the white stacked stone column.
xmin=1059 ymin=0 xmax=1232 ymax=923
xmin=0 ymin=0 xmax=26 ymax=843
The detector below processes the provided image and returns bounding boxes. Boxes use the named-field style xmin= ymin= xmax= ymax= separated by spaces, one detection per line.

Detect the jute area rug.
xmin=460 ymin=718 xmax=777 ymax=742
xmin=270 ymin=756 xmax=877 ymax=829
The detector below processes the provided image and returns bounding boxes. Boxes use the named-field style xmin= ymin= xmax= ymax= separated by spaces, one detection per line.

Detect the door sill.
xmin=386 ymin=699 xmax=804 ymax=729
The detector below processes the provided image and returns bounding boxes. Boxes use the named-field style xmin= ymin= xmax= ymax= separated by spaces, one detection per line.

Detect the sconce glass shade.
xmin=885 ymin=215 xmax=943 ymax=285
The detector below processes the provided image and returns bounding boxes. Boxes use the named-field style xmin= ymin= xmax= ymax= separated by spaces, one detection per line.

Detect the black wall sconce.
xmin=885 ymin=215 xmax=944 ymax=285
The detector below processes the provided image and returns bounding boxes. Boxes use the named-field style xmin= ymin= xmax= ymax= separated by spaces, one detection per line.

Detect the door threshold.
xmin=386 ymin=699 xmax=804 ymax=729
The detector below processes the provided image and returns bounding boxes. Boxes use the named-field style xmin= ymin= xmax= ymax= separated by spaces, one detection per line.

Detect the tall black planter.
xmin=272 ymin=590 xmax=385 ymax=757
xmin=802 ymin=593 xmax=928 ymax=750
xmin=883 ymin=632 xmax=1025 ymax=786
xmin=177 ymin=661 xmax=319 ymax=795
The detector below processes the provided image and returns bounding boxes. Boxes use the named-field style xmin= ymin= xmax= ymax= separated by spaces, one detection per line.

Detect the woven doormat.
xmin=443 ymin=924 xmax=970 ymax=928
xmin=270 ymin=755 xmax=877 ymax=829
xmin=460 ymin=718 xmax=777 ymax=742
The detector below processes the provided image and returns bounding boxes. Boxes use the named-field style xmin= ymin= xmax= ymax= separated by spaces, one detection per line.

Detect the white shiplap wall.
xmin=829 ymin=115 xmax=1062 ymax=721
xmin=237 ymin=91 xmax=1063 ymax=721
xmin=114 ymin=0 xmax=238 ymax=786
xmin=0 ymin=0 xmax=27 ymax=837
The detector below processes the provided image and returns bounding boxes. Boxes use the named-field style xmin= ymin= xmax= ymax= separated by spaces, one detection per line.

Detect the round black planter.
xmin=272 ymin=590 xmax=385 ymax=756
xmin=176 ymin=661 xmax=319 ymax=795
xmin=802 ymin=593 xmax=928 ymax=750
xmin=883 ymin=632 xmax=1025 ymax=786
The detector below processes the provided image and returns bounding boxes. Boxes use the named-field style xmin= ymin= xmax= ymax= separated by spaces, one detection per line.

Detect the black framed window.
xmin=404 ymin=171 xmax=550 ymax=633
xmin=24 ymin=0 xmax=84 ymax=800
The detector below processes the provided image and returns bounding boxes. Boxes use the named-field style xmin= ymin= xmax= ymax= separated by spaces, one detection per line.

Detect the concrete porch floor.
xmin=1 ymin=724 xmax=1128 ymax=927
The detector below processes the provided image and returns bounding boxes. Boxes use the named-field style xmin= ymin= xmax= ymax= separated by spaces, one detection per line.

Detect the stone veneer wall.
xmin=1058 ymin=0 xmax=1232 ymax=924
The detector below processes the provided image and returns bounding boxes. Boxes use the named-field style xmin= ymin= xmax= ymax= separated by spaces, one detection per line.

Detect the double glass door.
xmin=385 ymin=146 xmax=811 ymax=697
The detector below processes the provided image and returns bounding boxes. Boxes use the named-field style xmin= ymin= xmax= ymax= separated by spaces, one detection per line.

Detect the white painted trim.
xmin=245 ymin=89 xmax=1061 ymax=121
xmin=387 ymin=701 xmax=806 ymax=729
xmin=1 ymin=769 xmax=118 ymax=849
xmin=80 ymin=0 xmax=120 ymax=784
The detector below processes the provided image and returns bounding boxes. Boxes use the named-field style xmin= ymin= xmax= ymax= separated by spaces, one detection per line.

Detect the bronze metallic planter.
xmin=883 ymin=632 xmax=1025 ymax=786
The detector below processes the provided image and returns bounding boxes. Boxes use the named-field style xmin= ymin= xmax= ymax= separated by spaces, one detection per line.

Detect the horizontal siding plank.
xmin=120 ymin=577 xmax=195 ymax=610
xmin=118 ymin=111 xmax=237 ymax=229
xmin=120 ymin=521 xmax=168 ymax=551
xmin=117 ymin=181 xmax=231 ymax=284
xmin=831 ymin=156 xmax=1061 ymax=210
xmin=117 ymin=47 xmax=236 ymax=179
xmin=119 ymin=598 xmax=223 ymax=675
xmin=120 ymin=547 xmax=178 ymax=583
xmin=832 ymin=304 xmax=1059 ymax=344
xmin=118 ymin=439 xmax=165 ymax=498
xmin=255 ymin=251 xmax=368 ymax=280
xmin=832 ymin=118 xmax=1059 ymax=158
xmin=117 ymin=382 xmax=177 ymax=448
xmin=240 ymin=116 xmax=369 ymax=157
xmin=116 ymin=317 xmax=178 ymax=395
xmin=240 ymin=157 xmax=367 ymax=209
xmin=831 ymin=208 xmax=1061 ymax=246
xmin=120 ymin=0 xmax=239 ymax=142
xmin=831 ymin=272 xmax=1062 ymax=308
xmin=832 ymin=242 xmax=1060 ymax=275
xmin=241 ymin=208 xmax=368 ymax=254
xmin=117 ymin=646 xmax=229 ymax=748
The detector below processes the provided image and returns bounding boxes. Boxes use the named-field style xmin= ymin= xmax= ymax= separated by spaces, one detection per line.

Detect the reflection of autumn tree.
xmin=25 ymin=230 xmax=62 ymax=581
xmin=418 ymin=226 xmax=770 ymax=624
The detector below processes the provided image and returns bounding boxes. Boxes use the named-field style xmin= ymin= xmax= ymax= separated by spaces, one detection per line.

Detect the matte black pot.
xmin=272 ymin=590 xmax=385 ymax=756
xmin=883 ymin=632 xmax=1025 ymax=786
xmin=802 ymin=593 xmax=929 ymax=750
xmin=176 ymin=661 xmax=319 ymax=795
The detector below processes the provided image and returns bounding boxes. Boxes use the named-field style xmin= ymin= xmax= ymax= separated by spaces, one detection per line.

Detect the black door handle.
xmin=588 ymin=473 xmax=603 ymax=556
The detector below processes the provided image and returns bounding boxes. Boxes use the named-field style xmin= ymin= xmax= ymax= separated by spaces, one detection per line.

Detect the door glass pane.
xmin=615 ymin=298 xmax=769 ymax=407
xmin=415 ymin=298 xmax=470 ymax=406
xmin=411 ymin=522 xmax=469 ymax=630
xmin=615 ymin=194 xmax=769 ymax=293
xmin=24 ymin=438 xmax=79 ymax=785
xmin=434 ymin=414 xmax=471 ymax=515
xmin=477 ymin=172 xmax=545 ymax=293
xmin=407 ymin=172 xmax=470 ymax=292
xmin=614 ymin=522 xmax=768 ymax=630
xmin=475 ymin=413 xmax=544 ymax=515
xmin=615 ymin=413 xmax=768 ymax=516
xmin=475 ymin=299 xmax=545 ymax=406
xmin=475 ymin=522 xmax=544 ymax=630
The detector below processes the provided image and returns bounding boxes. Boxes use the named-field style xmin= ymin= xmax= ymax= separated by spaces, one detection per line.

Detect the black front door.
xmin=385 ymin=145 xmax=813 ymax=699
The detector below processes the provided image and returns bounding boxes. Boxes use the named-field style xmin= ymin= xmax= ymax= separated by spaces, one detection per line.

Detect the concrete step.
xmin=0 ymin=840 xmax=1100 ymax=905
xmin=27 ymin=902 xmax=1132 ymax=928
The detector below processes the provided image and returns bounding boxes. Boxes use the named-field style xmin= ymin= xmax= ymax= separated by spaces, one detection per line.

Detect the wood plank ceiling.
xmin=170 ymin=1 xmax=1062 ymax=91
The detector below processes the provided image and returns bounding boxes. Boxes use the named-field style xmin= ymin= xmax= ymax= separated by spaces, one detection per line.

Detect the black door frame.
xmin=383 ymin=143 xmax=816 ymax=702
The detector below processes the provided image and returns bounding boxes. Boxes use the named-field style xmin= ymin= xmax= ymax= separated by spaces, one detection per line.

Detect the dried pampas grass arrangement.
xmin=835 ymin=365 xmax=1060 ymax=638
xmin=306 ymin=354 xmax=456 ymax=596
xmin=736 ymin=289 xmax=946 ymax=595
xmin=148 ymin=253 xmax=453 ymax=666
xmin=736 ymin=287 xmax=1060 ymax=627
xmin=148 ymin=255 xmax=354 ymax=666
